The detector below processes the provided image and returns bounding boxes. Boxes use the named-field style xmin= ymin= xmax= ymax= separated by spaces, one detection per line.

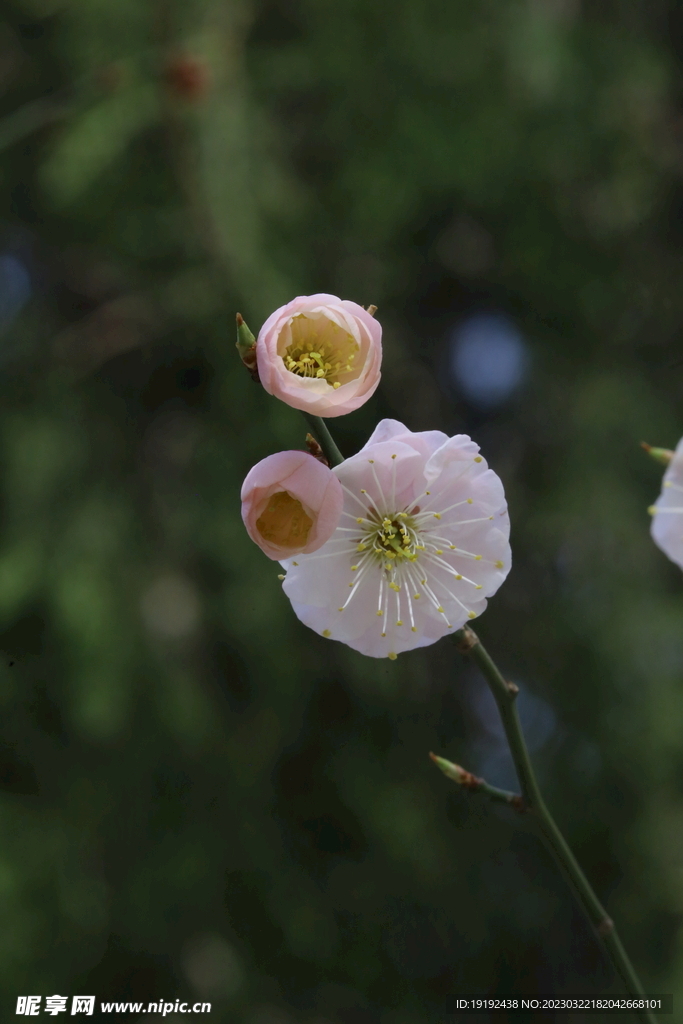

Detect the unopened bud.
xmin=429 ymin=751 xmax=479 ymax=787
xmin=236 ymin=313 xmax=259 ymax=382
xmin=641 ymin=442 xmax=674 ymax=466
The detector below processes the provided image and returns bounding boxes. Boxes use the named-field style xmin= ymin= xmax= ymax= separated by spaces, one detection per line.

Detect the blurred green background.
xmin=0 ymin=0 xmax=681 ymax=1020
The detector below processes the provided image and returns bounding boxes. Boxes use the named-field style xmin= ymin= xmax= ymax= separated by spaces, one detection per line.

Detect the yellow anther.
xmin=437 ymin=606 xmax=445 ymax=613
xmin=391 ymin=454 xmax=397 ymax=460
xmin=468 ymin=611 xmax=477 ymax=619
xmin=277 ymin=574 xmax=285 ymax=580
xmin=467 ymin=498 xmax=473 ymax=504
xmin=396 ymin=620 xmax=403 ymax=626
xmin=356 ymin=517 xmax=364 ymax=524
xmin=474 ymin=456 xmax=482 ymax=463
xmin=292 ymin=561 xmax=298 ymax=566
xmin=333 ymin=382 xmax=341 ymax=389
xmin=357 ymin=543 xmax=367 ymax=552
xmin=495 ymin=560 xmax=504 ymax=568
xmin=351 ymin=565 xmax=358 ymax=571
xmin=388 ymin=652 xmax=397 ymax=661
xmin=475 ymin=555 xmax=482 ymax=560
xmin=376 ymin=610 xmax=383 ymax=616
xmin=381 ymin=632 xmax=386 ymax=637
xmin=648 ymin=505 xmax=657 ymax=515
xmin=368 ymin=459 xmax=375 ymax=464
xmin=360 ymin=489 xmax=367 ymax=494
xmin=411 ymin=626 xmax=417 ymax=632
xmin=455 ymin=574 xmax=462 ymax=580
xmin=338 ymin=607 xmax=344 ymax=611
xmin=475 ymin=585 xmax=482 ymax=590
xmin=389 ymin=582 xmax=400 ymax=592
xmin=322 ymin=629 xmax=331 ymax=637
xmin=433 ymin=513 xmax=441 ymax=519
xmin=413 ymin=593 xmax=420 ymax=600
xmin=434 ymin=549 xmax=443 ymax=555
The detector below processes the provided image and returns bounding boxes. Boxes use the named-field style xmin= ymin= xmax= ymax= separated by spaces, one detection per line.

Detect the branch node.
xmin=506 ymin=679 xmax=520 ymax=697
xmin=305 ymin=433 xmax=329 ymax=466
xmin=454 ymin=626 xmax=479 ymax=654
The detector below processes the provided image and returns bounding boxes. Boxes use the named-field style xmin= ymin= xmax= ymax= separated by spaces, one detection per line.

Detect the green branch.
xmin=444 ymin=626 xmax=656 ymax=1024
xmin=300 ymin=413 xmax=344 ymax=468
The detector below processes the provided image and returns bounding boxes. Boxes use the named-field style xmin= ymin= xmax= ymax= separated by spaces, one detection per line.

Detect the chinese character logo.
xmin=45 ymin=995 xmax=68 ymax=1015
xmin=16 ymin=996 xmax=41 ymax=1016
xmin=71 ymin=997 xmax=95 ymax=1016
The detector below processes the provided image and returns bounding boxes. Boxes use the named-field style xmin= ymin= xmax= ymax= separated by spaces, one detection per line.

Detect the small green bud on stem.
xmin=641 ymin=442 xmax=673 ymax=466
xmin=429 ymin=752 xmax=479 ymax=787
xmin=236 ymin=313 xmax=260 ymax=381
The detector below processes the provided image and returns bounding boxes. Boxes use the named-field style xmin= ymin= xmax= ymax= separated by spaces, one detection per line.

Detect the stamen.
xmin=426 ymin=568 xmax=477 ymax=620
xmin=340 ymin=483 xmax=373 ymax=513
xmin=368 ymin=461 xmax=389 ymax=515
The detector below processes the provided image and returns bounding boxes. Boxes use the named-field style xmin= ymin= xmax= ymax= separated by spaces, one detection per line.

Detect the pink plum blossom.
xmin=280 ymin=419 xmax=511 ymax=659
xmin=241 ymin=451 xmax=344 ymax=560
xmin=649 ymin=436 xmax=683 ymax=570
xmin=256 ymin=294 xmax=382 ymax=417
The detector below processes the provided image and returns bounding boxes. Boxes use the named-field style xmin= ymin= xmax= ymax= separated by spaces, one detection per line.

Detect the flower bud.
xmin=641 ymin=442 xmax=674 ymax=466
xmin=241 ymin=451 xmax=344 ymax=560
xmin=255 ymin=294 xmax=382 ymax=417
xmin=235 ymin=313 xmax=259 ymax=381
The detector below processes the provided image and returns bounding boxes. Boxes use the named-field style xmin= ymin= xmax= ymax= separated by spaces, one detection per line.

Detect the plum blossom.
xmin=241 ymin=451 xmax=343 ymax=560
xmin=649 ymin=436 xmax=683 ymax=570
xmin=280 ymin=419 xmax=511 ymax=659
xmin=256 ymin=294 xmax=382 ymax=417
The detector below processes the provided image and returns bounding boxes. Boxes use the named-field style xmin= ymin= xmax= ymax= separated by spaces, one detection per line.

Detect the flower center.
xmin=364 ymin=509 xmax=420 ymax=564
xmin=256 ymin=491 xmax=313 ymax=548
xmin=282 ymin=314 xmax=359 ymax=389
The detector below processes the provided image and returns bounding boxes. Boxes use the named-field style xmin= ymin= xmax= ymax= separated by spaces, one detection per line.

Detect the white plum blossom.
xmin=649 ymin=436 xmax=683 ymax=570
xmin=280 ymin=419 xmax=511 ymax=659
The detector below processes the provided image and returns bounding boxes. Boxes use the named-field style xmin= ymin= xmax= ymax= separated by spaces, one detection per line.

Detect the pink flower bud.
xmin=241 ymin=451 xmax=344 ymax=560
xmin=256 ymin=294 xmax=382 ymax=417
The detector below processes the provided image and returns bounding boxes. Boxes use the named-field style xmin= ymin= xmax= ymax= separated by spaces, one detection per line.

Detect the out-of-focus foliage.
xmin=0 ymin=0 xmax=682 ymax=1020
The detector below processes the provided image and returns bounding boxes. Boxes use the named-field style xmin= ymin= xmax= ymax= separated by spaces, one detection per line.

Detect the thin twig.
xmin=446 ymin=626 xmax=656 ymax=1024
